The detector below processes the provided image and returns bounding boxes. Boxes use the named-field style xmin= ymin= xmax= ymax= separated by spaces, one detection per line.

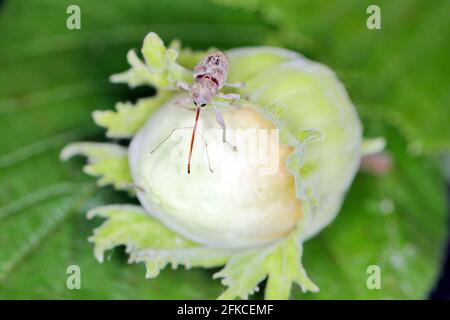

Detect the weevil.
xmin=153 ymin=51 xmax=247 ymax=174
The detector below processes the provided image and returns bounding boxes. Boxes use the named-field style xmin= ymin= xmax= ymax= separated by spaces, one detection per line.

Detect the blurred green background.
xmin=0 ymin=0 xmax=449 ymax=299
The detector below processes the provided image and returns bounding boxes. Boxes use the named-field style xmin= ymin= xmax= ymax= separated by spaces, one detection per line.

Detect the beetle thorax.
xmin=193 ymin=51 xmax=229 ymax=89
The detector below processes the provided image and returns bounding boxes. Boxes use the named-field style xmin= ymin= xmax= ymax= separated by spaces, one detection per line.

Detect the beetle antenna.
xmin=151 ymin=126 xmax=192 ymax=154
xmin=188 ymin=106 xmax=201 ymax=174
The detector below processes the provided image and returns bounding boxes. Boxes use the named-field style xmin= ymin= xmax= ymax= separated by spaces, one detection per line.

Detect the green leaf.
xmin=141 ymin=32 xmax=169 ymax=70
xmin=214 ymin=0 xmax=450 ymax=154
xmin=92 ymin=91 xmax=172 ymax=138
xmin=264 ymin=237 xmax=319 ymax=299
xmin=61 ymin=142 xmax=132 ymax=190
xmin=111 ymin=32 xmax=191 ymax=88
xmin=63 ymin=33 xmax=447 ymax=300
xmin=87 ymin=205 xmax=231 ymax=278
xmin=214 ymin=236 xmax=318 ymax=300
xmin=1 ymin=0 xmax=447 ymax=300
xmin=297 ymin=124 xmax=447 ymax=299
xmin=0 ymin=189 xmax=224 ymax=299
xmin=0 ymin=0 xmax=270 ymax=299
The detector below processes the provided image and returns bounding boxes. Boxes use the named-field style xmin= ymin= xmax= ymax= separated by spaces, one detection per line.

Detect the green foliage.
xmin=87 ymin=205 xmax=231 ymax=277
xmin=215 ymin=236 xmax=318 ymax=300
xmin=110 ymin=32 xmax=191 ymax=88
xmin=0 ymin=0 xmax=447 ymax=299
xmin=0 ymin=0 xmax=269 ymax=299
xmin=299 ymin=124 xmax=447 ymax=299
xmin=61 ymin=142 xmax=131 ymax=190
xmin=214 ymin=0 xmax=450 ymax=154
xmin=83 ymin=34 xmax=320 ymax=299
xmin=86 ymin=202 xmax=317 ymax=299
xmin=93 ymin=92 xmax=172 ymax=138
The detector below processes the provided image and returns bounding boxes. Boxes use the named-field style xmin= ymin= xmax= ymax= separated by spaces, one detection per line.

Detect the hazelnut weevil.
xmin=153 ymin=51 xmax=248 ymax=174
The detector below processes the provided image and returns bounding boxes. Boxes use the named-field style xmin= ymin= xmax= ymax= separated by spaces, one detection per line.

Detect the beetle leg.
xmin=212 ymin=101 xmax=237 ymax=152
xmin=167 ymin=80 xmax=191 ymax=92
xmin=176 ymin=80 xmax=191 ymax=91
xmin=216 ymin=92 xmax=242 ymax=109
xmin=224 ymin=81 xmax=249 ymax=100
xmin=217 ymin=92 xmax=240 ymax=100
xmin=175 ymin=94 xmax=196 ymax=110
xmin=217 ymin=93 xmax=242 ymax=109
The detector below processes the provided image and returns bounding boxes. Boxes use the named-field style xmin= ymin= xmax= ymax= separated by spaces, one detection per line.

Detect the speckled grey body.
xmin=193 ymin=51 xmax=229 ymax=88
xmin=190 ymin=51 xmax=229 ymax=106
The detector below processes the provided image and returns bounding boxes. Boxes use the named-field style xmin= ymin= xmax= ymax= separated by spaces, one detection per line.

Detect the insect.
xmin=152 ymin=51 xmax=247 ymax=174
